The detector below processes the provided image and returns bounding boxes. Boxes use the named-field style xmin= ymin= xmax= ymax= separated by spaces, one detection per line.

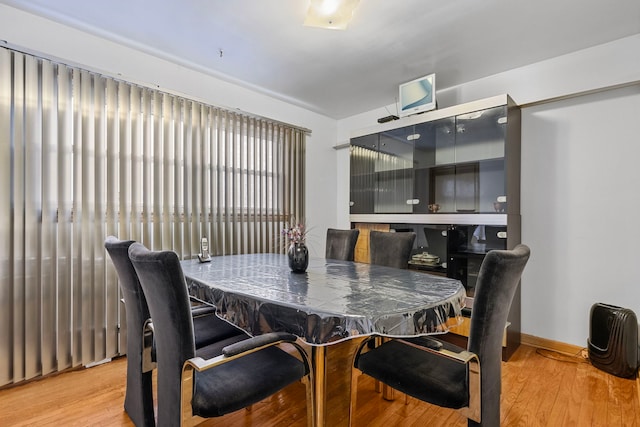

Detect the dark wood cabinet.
xmin=350 ymin=94 xmax=521 ymax=360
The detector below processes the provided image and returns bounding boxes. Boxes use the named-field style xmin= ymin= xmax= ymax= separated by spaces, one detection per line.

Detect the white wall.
xmin=338 ymin=35 xmax=640 ymax=347
xmin=0 ymin=4 xmax=338 ymax=257
xmin=521 ymin=86 xmax=640 ymax=345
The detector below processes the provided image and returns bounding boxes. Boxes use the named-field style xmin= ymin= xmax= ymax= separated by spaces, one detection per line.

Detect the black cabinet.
xmin=350 ymin=94 xmax=522 ymax=360
xmin=447 ymin=225 xmax=508 ymax=297
xmin=383 ymin=221 xmax=518 ymax=360
xmin=350 ymin=124 xmax=417 ymax=214
xmin=349 ymin=134 xmax=377 ymax=214
xmin=350 ymin=100 xmax=515 ymax=216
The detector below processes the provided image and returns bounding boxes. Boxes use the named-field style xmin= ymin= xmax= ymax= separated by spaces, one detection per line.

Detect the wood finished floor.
xmin=0 ymin=344 xmax=638 ymax=426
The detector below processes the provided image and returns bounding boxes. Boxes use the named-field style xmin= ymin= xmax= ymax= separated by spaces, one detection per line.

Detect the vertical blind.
xmin=0 ymin=47 xmax=306 ymax=386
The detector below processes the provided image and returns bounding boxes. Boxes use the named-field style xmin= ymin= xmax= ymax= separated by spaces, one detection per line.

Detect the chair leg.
xmin=123 ymin=322 xmax=156 ymax=427
xmin=180 ymin=365 xmax=205 ymax=427
xmin=180 ymin=366 xmax=195 ymax=427
xmin=382 ymin=383 xmax=396 ymax=401
xmin=123 ymin=367 xmax=155 ymax=427
xmin=303 ymin=376 xmax=314 ymax=427
xmin=373 ymin=336 xmax=383 ymax=393
xmin=459 ymin=357 xmax=481 ymax=423
xmin=349 ymin=367 xmax=361 ymax=427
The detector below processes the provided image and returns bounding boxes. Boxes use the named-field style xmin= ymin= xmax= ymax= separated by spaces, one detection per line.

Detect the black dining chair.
xmin=128 ymin=243 xmax=314 ymax=427
xmin=105 ymin=236 xmax=248 ymax=426
xmin=351 ymin=244 xmax=530 ymax=427
xmin=369 ymin=231 xmax=416 ymax=269
xmin=325 ymin=228 xmax=360 ymax=261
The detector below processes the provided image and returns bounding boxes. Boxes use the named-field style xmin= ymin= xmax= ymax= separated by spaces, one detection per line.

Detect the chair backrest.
xmin=128 ymin=243 xmax=196 ymax=427
xmin=369 ymin=231 xmax=416 ymax=269
xmin=325 ymin=228 xmax=360 ymax=261
xmin=104 ymin=236 xmax=155 ymax=427
xmin=105 ymin=236 xmax=151 ymax=331
xmin=467 ymin=244 xmax=530 ymax=425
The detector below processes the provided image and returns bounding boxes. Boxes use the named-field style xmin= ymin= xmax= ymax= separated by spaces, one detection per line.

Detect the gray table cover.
xmin=183 ymin=254 xmax=465 ymax=345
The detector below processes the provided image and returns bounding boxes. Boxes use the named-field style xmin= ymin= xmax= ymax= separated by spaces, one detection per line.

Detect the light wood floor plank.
xmin=545 ymin=352 xmax=578 ymax=426
xmin=500 ymin=344 xmax=536 ymax=424
xmin=565 ymin=357 xmax=591 ymax=426
xmin=607 ymin=371 xmax=637 ymax=427
xmin=0 ymin=344 xmax=638 ymax=426
xmin=520 ymin=348 xmax=570 ymax=426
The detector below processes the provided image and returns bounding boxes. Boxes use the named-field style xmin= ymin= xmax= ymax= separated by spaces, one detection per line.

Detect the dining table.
xmin=182 ymin=253 xmax=466 ymax=427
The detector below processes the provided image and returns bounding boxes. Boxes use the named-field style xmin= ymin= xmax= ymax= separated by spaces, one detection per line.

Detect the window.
xmin=0 ymin=46 xmax=306 ymax=385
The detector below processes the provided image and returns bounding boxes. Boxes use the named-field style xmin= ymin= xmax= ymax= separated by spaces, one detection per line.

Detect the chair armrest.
xmin=190 ymin=304 xmax=217 ymax=318
xmin=222 ymin=332 xmax=299 ymax=357
xmin=184 ymin=332 xmax=307 ymax=373
xmin=398 ymin=337 xmax=479 ymax=364
xmin=180 ymin=332 xmax=311 ymax=426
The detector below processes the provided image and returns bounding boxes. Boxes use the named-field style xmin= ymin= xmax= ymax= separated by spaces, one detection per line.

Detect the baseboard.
xmin=522 ymin=333 xmax=640 ymax=400
xmin=520 ymin=333 xmax=585 ymax=357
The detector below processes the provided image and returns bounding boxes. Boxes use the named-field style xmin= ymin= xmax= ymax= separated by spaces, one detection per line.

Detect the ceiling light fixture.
xmin=304 ymin=0 xmax=360 ymax=30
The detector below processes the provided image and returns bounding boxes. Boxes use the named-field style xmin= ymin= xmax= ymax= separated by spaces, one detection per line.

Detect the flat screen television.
xmin=398 ymin=73 xmax=436 ymax=117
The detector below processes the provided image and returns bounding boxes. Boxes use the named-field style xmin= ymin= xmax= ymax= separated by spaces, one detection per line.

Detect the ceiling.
xmin=3 ymin=0 xmax=640 ymax=119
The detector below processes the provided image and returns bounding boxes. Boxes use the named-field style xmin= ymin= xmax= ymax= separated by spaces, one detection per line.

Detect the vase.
xmin=287 ymin=243 xmax=309 ymax=273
